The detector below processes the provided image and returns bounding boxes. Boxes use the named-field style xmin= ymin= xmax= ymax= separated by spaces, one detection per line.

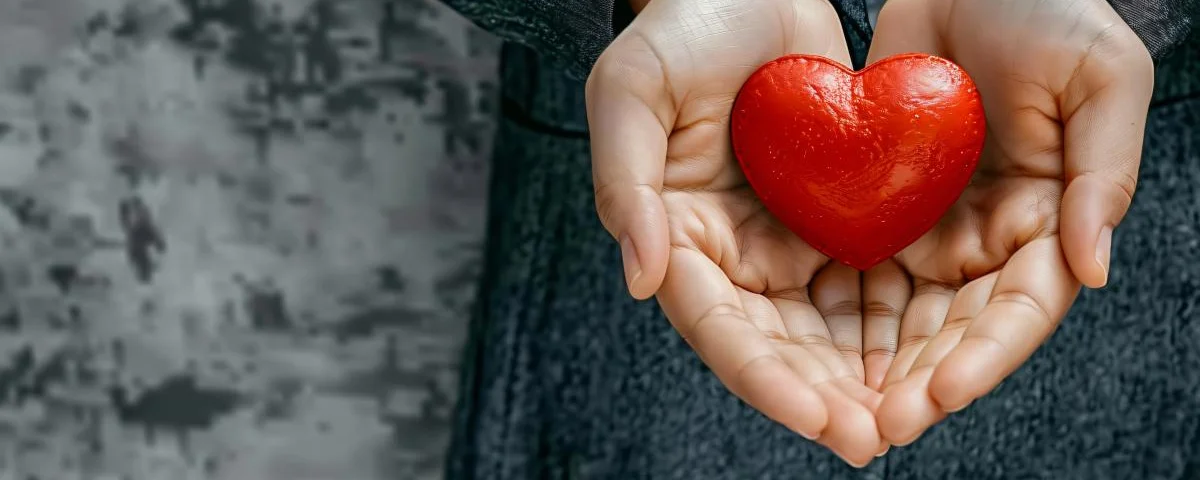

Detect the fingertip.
xmin=927 ymin=342 xmax=998 ymax=413
xmin=623 ymin=198 xmax=671 ymax=300
xmin=839 ymin=455 xmax=873 ymax=469
xmin=815 ymin=384 xmax=882 ymax=467
xmin=1059 ymin=219 xmax=1108 ymax=290
xmin=1060 ymin=173 xmax=1128 ymax=289
xmin=877 ymin=371 xmax=944 ymax=446
xmin=835 ymin=377 xmax=884 ymax=413
xmin=1059 ymin=221 xmax=1102 ymax=290
xmin=863 ymin=353 xmax=894 ymax=392
xmin=627 ymin=246 xmax=668 ymax=300
xmin=789 ymin=381 xmax=829 ymax=441
xmin=738 ymin=357 xmax=829 ymax=440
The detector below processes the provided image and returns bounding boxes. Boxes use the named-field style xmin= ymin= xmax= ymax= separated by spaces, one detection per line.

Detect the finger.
xmin=771 ymin=294 xmax=883 ymax=465
xmin=813 ymin=381 xmax=884 ymax=467
xmin=812 ymin=263 xmax=866 ymax=382
xmin=658 ymin=247 xmax=827 ymax=439
xmin=786 ymin=0 xmax=855 ymax=67
xmin=929 ymin=237 xmax=1081 ymax=411
xmin=778 ymin=342 xmax=882 ymax=466
xmin=727 ymin=216 xmax=857 ymax=385
xmin=862 ymin=260 xmax=910 ymax=391
xmin=907 ymin=272 xmax=999 ymax=376
xmin=586 ymin=34 xmax=675 ymax=299
xmin=772 ymin=295 xmax=860 ymax=382
xmin=876 ymin=369 xmax=943 ymax=446
xmin=882 ymin=281 xmax=954 ymax=388
xmin=774 ymin=343 xmax=882 ymax=466
xmin=865 ymin=0 xmax=944 ymax=63
xmin=876 ymin=273 xmax=996 ymax=444
xmin=834 ymin=376 xmax=884 ymax=413
xmin=1059 ymin=32 xmax=1154 ymax=289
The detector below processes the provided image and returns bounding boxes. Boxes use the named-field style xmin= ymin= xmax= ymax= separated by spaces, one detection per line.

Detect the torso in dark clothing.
xmin=447 ymin=10 xmax=1200 ymax=480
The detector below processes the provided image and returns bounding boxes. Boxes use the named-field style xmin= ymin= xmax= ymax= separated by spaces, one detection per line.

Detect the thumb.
xmin=1059 ymin=36 xmax=1154 ymax=289
xmin=586 ymin=34 xmax=674 ymax=299
xmin=865 ymin=0 xmax=943 ymax=64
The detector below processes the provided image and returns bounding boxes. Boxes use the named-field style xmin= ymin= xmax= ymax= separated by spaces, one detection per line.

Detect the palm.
xmin=587 ymin=0 xmax=900 ymax=465
xmin=867 ymin=0 xmax=1154 ymax=444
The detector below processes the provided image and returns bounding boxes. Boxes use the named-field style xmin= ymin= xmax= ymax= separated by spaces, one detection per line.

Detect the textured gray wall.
xmin=0 ymin=0 xmax=894 ymax=478
xmin=0 ymin=0 xmax=498 ymax=479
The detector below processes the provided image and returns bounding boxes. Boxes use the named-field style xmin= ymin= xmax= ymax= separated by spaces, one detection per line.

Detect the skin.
xmin=589 ymin=0 xmax=901 ymax=466
xmin=868 ymin=0 xmax=1154 ymax=447
xmin=588 ymin=0 xmax=1152 ymax=467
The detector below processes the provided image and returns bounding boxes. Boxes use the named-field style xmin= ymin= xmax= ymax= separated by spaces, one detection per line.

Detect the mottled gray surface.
xmin=0 ymin=0 xmax=498 ymax=479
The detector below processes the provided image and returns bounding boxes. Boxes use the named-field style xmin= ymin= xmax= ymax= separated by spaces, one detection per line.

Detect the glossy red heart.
xmin=731 ymin=53 xmax=986 ymax=270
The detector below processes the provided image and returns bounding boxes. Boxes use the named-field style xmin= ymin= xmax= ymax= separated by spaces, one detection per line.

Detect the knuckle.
xmin=587 ymin=31 xmax=666 ymax=103
xmin=864 ymin=300 xmax=904 ymax=319
xmin=1077 ymin=24 xmax=1153 ymax=82
xmin=821 ymin=299 xmax=862 ymax=317
xmin=593 ymin=181 xmax=659 ymax=238
xmin=897 ymin=334 xmax=932 ymax=350
xmin=835 ymin=343 xmax=864 ymax=358
xmin=765 ymin=287 xmax=810 ymax=303
xmin=913 ymin=282 xmax=957 ymax=299
xmin=1073 ymin=170 xmax=1136 ymax=212
xmin=989 ymin=290 xmax=1054 ymax=328
xmin=789 ymin=334 xmax=835 ymax=349
xmin=1111 ymin=169 xmax=1139 ymax=204
xmin=683 ymin=302 xmax=746 ymax=342
xmin=940 ymin=315 xmax=974 ymax=332
xmin=591 ymin=180 xmax=621 ymax=234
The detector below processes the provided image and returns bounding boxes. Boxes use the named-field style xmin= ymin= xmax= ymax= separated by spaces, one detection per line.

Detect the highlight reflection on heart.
xmin=731 ymin=53 xmax=986 ymax=270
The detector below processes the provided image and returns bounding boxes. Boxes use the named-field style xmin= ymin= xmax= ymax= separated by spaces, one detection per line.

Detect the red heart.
xmin=731 ymin=53 xmax=986 ymax=270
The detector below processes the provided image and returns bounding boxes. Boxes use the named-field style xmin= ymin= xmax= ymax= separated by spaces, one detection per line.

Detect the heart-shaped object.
xmin=731 ymin=53 xmax=986 ymax=270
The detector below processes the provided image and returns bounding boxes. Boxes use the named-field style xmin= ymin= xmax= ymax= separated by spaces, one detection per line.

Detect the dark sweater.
xmin=440 ymin=0 xmax=1195 ymax=78
xmin=442 ymin=1 xmax=1200 ymax=478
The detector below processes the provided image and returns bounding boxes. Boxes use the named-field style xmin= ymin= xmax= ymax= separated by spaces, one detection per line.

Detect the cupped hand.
xmin=586 ymin=0 xmax=903 ymax=466
xmin=865 ymin=0 xmax=1155 ymax=445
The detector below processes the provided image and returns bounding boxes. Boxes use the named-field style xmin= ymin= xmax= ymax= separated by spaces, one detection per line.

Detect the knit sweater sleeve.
xmin=437 ymin=0 xmax=877 ymax=79
xmin=437 ymin=0 xmax=620 ymax=80
xmin=1109 ymin=0 xmax=1199 ymax=60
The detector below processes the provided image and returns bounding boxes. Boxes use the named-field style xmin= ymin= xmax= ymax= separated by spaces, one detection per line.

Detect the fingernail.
xmin=876 ymin=446 xmax=890 ymax=457
xmin=620 ymin=234 xmax=642 ymax=290
xmin=799 ymin=430 xmax=819 ymax=441
xmin=1095 ymin=226 xmax=1113 ymax=286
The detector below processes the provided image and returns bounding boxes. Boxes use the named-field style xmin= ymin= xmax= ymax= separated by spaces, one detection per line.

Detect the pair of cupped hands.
xmin=585 ymin=0 xmax=1154 ymax=467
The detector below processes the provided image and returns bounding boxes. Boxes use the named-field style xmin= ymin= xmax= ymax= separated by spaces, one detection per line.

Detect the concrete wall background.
xmin=0 ymin=1 xmax=497 ymax=478
xmin=0 ymin=1 xmax=885 ymax=479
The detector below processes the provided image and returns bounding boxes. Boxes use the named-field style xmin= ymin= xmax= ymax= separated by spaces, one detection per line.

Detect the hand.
xmin=864 ymin=0 xmax=1155 ymax=445
xmin=586 ymin=0 xmax=901 ymax=466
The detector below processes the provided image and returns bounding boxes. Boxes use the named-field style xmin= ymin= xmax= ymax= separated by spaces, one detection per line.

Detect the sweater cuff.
xmin=1110 ymin=0 xmax=1199 ymax=60
xmin=440 ymin=0 xmax=618 ymax=81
